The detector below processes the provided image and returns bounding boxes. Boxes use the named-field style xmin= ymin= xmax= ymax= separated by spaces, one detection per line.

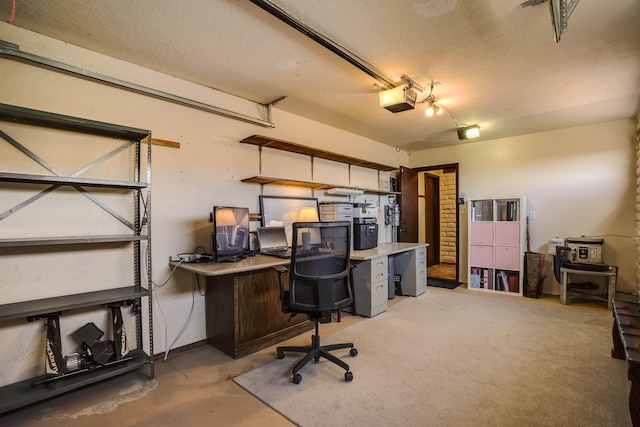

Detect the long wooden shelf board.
xmin=0 ymin=349 xmax=151 ymax=415
xmin=240 ymin=135 xmax=398 ymax=171
xmin=0 ymin=103 xmax=150 ymax=140
xmin=241 ymin=176 xmax=399 ymax=195
xmin=0 ymin=286 xmax=149 ymax=322
xmin=365 ymin=188 xmax=401 ymax=195
xmin=0 ymin=171 xmax=147 ymax=189
xmin=0 ymin=234 xmax=149 ymax=248
xmin=241 ymin=175 xmax=332 ymax=189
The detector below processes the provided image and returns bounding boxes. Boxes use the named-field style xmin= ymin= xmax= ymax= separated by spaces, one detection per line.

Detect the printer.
xmin=352 ymin=203 xmax=378 ymax=250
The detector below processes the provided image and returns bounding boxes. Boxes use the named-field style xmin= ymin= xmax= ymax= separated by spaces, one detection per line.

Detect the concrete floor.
xmin=1 ymin=287 xmax=613 ymax=426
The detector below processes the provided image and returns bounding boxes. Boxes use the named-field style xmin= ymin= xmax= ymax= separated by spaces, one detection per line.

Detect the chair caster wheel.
xmin=277 ymin=351 xmax=285 ymax=359
xmin=350 ymin=348 xmax=358 ymax=357
xmin=293 ymin=373 xmax=302 ymax=384
xmin=345 ymin=371 xmax=353 ymax=382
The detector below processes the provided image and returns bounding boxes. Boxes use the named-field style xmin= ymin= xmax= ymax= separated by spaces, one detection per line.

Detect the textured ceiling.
xmin=0 ymin=0 xmax=639 ymax=151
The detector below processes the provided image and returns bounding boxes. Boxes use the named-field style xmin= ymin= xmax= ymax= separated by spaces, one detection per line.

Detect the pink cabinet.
xmin=470 ymin=222 xmax=494 ymax=245
xmin=470 ymin=245 xmax=494 ymax=268
xmin=494 ymin=246 xmax=521 ymax=270
xmin=495 ymin=222 xmax=520 ymax=246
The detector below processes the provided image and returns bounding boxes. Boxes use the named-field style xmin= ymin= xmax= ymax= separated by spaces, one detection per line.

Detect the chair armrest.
xmin=273 ymin=265 xmax=288 ymax=274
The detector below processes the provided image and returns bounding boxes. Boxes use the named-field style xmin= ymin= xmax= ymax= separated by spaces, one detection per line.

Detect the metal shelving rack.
xmin=0 ymin=103 xmax=153 ymax=414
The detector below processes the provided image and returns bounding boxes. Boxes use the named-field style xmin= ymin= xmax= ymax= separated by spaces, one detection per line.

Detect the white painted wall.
xmin=410 ymin=120 xmax=637 ymax=295
xmin=0 ymin=23 xmax=406 ymax=385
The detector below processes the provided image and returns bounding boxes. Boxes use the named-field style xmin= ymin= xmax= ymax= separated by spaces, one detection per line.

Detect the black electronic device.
xmin=212 ymin=206 xmax=250 ymax=262
xmin=353 ymin=217 xmax=378 ymax=250
xmin=554 ymin=246 xmax=609 ymax=284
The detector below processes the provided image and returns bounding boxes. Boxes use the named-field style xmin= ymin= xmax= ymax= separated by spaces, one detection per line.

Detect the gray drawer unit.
xmin=352 ymin=256 xmax=388 ymax=317
xmin=393 ymin=247 xmax=427 ymax=297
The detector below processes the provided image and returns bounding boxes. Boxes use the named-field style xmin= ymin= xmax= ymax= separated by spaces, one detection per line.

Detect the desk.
xmin=611 ymin=300 xmax=640 ymax=425
xmin=560 ymin=266 xmax=617 ymax=310
xmin=171 ymin=242 xmax=427 ymax=357
xmin=172 ymin=255 xmax=311 ymax=358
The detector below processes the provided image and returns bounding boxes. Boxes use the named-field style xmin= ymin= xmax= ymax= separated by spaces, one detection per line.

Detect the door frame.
xmin=415 ymin=163 xmax=459 ymax=282
xmin=423 ymin=172 xmax=440 ymax=267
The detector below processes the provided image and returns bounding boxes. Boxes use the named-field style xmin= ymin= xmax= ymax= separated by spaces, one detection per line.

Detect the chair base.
xmin=277 ymin=332 xmax=357 ymax=384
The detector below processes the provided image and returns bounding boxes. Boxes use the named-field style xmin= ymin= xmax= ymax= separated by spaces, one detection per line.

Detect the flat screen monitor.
xmin=212 ymin=206 xmax=250 ymax=262
xmin=259 ymin=195 xmax=320 ymax=245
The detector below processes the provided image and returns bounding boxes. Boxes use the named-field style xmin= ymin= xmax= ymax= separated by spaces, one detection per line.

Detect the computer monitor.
xmin=212 ymin=206 xmax=250 ymax=262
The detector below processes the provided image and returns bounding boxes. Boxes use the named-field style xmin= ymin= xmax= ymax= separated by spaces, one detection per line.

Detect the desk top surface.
xmin=170 ymin=242 xmax=428 ymax=277
xmin=349 ymin=242 xmax=428 ymax=260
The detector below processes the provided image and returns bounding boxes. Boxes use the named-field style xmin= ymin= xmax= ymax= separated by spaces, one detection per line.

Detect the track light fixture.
xmin=425 ymin=100 xmax=443 ymax=116
xmin=379 ymin=75 xmax=480 ymax=141
xmin=457 ymin=125 xmax=480 ymax=140
xmin=416 ymin=81 xmax=442 ymax=118
xmin=425 ymin=100 xmax=436 ymax=116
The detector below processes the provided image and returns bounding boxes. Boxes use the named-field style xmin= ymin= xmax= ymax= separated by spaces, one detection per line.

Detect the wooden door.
xmin=424 ymin=173 xmax=440 ymax=267
xmin=398 ymin=166 xmax=418 ymax=242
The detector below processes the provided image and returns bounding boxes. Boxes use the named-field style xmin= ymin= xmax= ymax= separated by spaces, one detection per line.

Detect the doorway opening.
xmin=417 ymin=164 xmax=459 ymax=282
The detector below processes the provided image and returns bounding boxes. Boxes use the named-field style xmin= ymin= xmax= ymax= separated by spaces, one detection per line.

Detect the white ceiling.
xmin=1 ymin=0 xmax=639 ymax=151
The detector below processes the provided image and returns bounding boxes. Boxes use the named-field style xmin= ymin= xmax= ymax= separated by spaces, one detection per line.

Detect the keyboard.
xmin=261 ymin=249 xmax=292 ymax=259
xmin=261 ymin=248 xmax=320 ymax=259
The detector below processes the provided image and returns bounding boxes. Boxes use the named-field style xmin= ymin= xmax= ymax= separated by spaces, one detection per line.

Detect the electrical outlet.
xmin=529 ymin=211 xmax=536 ymax=220
xmin=170 ymin=255 xmax=181 ymax=262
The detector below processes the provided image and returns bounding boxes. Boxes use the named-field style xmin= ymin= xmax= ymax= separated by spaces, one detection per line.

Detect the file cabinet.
xmin=352 ymin=255 xmax=388 ymax=317
xmin=393 ymin=246 xmax=427 ymax=297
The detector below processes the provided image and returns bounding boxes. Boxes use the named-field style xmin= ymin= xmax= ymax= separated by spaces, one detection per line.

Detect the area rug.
xmin=234 ymin=290 xmax=631 ymax=427
xmin=426 ymin=277 xmax=461 ymax=289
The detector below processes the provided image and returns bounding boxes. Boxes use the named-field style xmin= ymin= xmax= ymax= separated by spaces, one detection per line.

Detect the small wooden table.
xmin=611 ymin=300 xmax=640 ymax=425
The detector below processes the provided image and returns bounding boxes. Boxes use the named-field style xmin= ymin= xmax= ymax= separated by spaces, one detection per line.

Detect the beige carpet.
xmin=234 ymin=289 xmax=632 ymax=426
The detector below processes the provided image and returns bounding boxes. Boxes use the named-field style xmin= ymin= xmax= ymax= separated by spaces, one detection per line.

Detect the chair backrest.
xmin=287 ymin=221 xmax=352 ymax=315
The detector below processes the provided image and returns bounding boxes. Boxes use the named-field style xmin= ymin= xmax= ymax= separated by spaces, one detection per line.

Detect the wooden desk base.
xmin=612 ymin=300 xmax=640 ymax=426
xmin=205 ymin=268 xmax=312 ymax=359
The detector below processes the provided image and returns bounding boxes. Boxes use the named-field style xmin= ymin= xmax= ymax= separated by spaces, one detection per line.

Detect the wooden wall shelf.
xmin=240 ymin=135 xmax=400 ymax=195
xmin=240 ymin=135 xmax=397 ymax=172
xmin=241 ymin=175 xmax=399 ymax=196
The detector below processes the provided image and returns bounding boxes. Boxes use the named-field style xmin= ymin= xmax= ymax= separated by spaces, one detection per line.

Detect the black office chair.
xmin=553 ymin=245 xmax=572 ymax=284
xmin=274 ymin=221 xmax=358 ymax=384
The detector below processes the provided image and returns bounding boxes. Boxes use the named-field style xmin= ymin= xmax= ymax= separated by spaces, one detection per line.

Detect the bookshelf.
xmin=468 ymin=197 xmax=527 ymax=295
